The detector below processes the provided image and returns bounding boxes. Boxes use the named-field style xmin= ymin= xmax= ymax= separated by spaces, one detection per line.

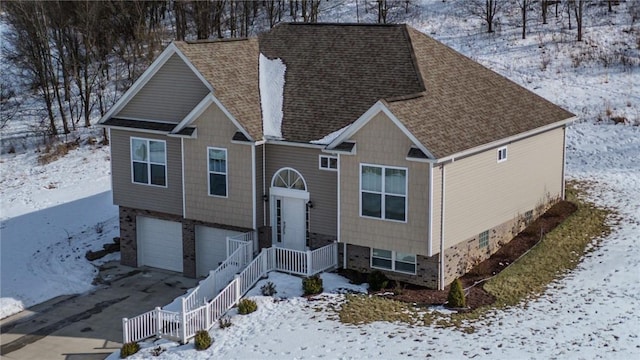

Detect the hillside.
xmin=1 ymin=1 xmax=639 ymax=359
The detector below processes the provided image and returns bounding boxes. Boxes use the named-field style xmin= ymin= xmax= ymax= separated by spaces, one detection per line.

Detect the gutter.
xmin=434 ymin=117 xmax=577 ymax=165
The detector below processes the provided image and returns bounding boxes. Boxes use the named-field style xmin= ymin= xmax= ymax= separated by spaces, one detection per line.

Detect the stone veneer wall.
xmin=119 ymin=206 xmax=252 ymax=278
xmin=345 ymin=243 xmax=439 ymax=288
xmin=343 ymin=199 xmax=558 ymax=289
xmin=441 ymin=199 xmax=557 ymax=286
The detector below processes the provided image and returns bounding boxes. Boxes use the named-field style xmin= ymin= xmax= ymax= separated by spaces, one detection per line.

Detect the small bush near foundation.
xmin=237 ymin=298 xmax=258 ymax=314
xmin=194 ymin=329 xmax=212 ymax=350
xmin=260 ymin=281 xmax=277 ymax=296
xmin=302 ymin=274 xmax=323 ymax=295
xmin=120 ymin=342 xmax=140 ymax=358
xmin=367 ymin=271 xmax=389 ymax=292
xmin=446 ymin=278 xmax=466 ymax=309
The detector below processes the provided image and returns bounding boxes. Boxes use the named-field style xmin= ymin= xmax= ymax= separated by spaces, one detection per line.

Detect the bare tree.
xmin=517 ymin=0 xmax=532 ymax=39
xmin=569 ymin=0 xmax=586 ymax=41
xmin=468 ymin=0 xmax=503 ymax=33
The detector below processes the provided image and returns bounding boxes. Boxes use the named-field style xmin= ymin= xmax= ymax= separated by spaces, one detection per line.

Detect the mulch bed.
xmin=340 ymin=200 xmax=578 ymax=310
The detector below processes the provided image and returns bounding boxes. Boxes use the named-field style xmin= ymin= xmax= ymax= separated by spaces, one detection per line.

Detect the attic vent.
xmin=407 ymin=147 xmax=428 ymax=159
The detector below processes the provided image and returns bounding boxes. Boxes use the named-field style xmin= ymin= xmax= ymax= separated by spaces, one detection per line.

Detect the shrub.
xmin=446 ymin=278 xmax=466 ymax=308
xmin=120 ymin=342 xmax=140 ymax=358
xmin=194 ymin=329 xmax=212 ymax=350
xmin=237 ymin=298 xmax=258 ymax=314
xmin=367 ymin=271 xmax=389 ymax=292
xmin=260 ymin=281 xmax=277 ymax=296
xmin=302 ymin=274 xmax=323 ymax=295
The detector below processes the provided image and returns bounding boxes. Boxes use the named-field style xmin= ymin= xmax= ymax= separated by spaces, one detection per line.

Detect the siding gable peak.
xmin=326 ymin=101 xmax=435 ymax=160
xmin=98 ymin=43 xmax=213 ymax=126
xmin=173 ymin=93 xmax=254 ymax=142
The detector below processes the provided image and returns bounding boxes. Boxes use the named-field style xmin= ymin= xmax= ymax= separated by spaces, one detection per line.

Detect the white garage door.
xmin=195 ymin=226 xmax=243 ymax=277
xmin=137 ymin=216 xmax=183 ymax=272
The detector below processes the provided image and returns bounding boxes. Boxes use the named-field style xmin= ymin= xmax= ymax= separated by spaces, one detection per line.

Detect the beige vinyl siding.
xmin=441 ymin=127 xmax=565 ymax=250
xmin=265 ymin=144 xmax=337 ymax=236
xmin=111 ymin=129 xmax=183 ymax=215
xmin=255 ymin=144 xmax=265 ymax=227
xmin=340 ymin=112 xmax=430 ymax=256
xmin=183 ymin=103 xmax=253 ymax=228
xmin=118 ymin=54 xmax=209 ymax=122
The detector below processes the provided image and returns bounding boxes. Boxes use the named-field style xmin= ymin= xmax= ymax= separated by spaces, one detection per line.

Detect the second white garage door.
xmin=195 ymin=226 xmax=243 ymax=277
xmin=137 ymin=216 xmax=183 ymax=272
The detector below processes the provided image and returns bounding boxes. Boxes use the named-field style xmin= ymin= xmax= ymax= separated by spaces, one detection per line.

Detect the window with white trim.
xmin=319 ymin=155 xmax=338 ymax=171
xmin=371 ymin=248 xmax=416 ymax=274
xmin=360 ymin=164 xmax=407 ymax=221
xmin=479 ymin=230 xmax=489 ymax=248
xmin=131 ymin=137 xmax=166 ymax=186
xmin=497 ymin=146 xmax=508 ymax=163
xmin=208 ymin=147 xmax=227 ymax=197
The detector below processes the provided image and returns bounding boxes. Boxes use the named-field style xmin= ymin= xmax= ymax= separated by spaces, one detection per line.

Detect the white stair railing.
xmin=122 ymin=241 xmax=338 ymax=344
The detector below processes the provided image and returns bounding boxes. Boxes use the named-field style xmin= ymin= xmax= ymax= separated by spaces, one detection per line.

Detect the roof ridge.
xmin=283 ymin=22 xmax=401 ymax=27
xmin=183 ymin=37 xmax=252 ymax=45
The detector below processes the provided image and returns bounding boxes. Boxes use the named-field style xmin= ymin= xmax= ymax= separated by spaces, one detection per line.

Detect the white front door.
xmin=273 ymin=195 xmax=307 ymax=251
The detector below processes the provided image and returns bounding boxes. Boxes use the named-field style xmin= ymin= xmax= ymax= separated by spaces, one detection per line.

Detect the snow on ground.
xmin=0 ymin=141 xmax=116 ymax=318
xmin=1 ymin=0 xmax=639 ymax=357
xmin=107 ymin=122 xmax=640 ymax=360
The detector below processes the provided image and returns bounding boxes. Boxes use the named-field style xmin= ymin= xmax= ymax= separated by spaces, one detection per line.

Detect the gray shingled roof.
xmin=259 ymin=23 xmax=425 ymax=143
xmin=174 ymin=39 xmax=263 ymax=141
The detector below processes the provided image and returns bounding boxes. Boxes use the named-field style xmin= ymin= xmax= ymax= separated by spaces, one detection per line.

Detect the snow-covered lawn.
xmin=0 ymin=144 xmax=117 ymax=318
xmin=1 ymin=1 xmax=638 ymax=358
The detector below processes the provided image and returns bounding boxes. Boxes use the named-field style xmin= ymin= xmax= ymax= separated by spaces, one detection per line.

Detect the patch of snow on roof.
xmin=259 ymin=53 xmax=286 ymax=139
xmin=310 ymin=125 xmax=351 ymax=145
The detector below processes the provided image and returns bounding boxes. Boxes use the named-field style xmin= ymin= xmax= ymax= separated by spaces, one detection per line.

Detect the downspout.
xmin=561 ymin=126 xmax=567 ymax=200
xmin=262 ymin=143 xmax=267 ymax=226
xmin=251 ymin=143 xmax=257 ymax=251
xmin=427 ymin=161 xmax=433 ymax=256
xmin=338 ymin=154 xmax=346 ymax=268
xmin=181 ymin=138 xmax=186 ymax=219
xmin=439 ymin=164 xmax=446 ymax=290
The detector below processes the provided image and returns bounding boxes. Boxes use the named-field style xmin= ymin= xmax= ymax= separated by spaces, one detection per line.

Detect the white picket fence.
xmin=122 ymin=240 xmax=338 ymax=345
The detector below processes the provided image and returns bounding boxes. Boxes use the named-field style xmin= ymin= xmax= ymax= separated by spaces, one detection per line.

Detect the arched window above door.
xmin=271 ymin=168 xmax=306 ymax=191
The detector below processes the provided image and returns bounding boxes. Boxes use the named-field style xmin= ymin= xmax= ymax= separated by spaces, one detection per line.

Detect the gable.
xmin=117 ymin=53 xmax=210 ymax=123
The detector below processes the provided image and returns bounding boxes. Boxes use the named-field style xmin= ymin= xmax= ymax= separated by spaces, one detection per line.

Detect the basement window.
xmin=371 ymin=248 xmax=416 ymax=274
xmin=479 ymin=230 xmax=489 ymax=248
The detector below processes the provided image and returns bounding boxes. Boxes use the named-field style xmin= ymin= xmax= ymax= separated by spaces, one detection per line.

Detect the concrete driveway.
xmin=0 ymin=262 xmax=198 ymax=360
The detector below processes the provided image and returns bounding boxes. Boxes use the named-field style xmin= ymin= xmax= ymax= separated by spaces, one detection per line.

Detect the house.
xmin=99 ymin=23 xmax=575 ymax=290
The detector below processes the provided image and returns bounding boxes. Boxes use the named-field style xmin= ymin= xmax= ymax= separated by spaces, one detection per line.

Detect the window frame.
xmin=497 ymin=146 xmax=508 ymax=163
xmin=130 ymin=137 xmax=167 ymax=188
xmin=359 ymin=163 xmax=408 ymax=223
xmin=370 ymin=248 xmax=417 ymax=275
xmin=479 ymin=230 xmax=489 ymax=248
xmin=319 ymin=155 xmax=338 ymax=171
xmin=207 ymin=147 xmax=228 ymax=198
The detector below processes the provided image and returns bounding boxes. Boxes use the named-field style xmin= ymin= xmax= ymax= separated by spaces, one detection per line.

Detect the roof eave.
xmin=434 ymin=116 xmax=577 ymax=164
